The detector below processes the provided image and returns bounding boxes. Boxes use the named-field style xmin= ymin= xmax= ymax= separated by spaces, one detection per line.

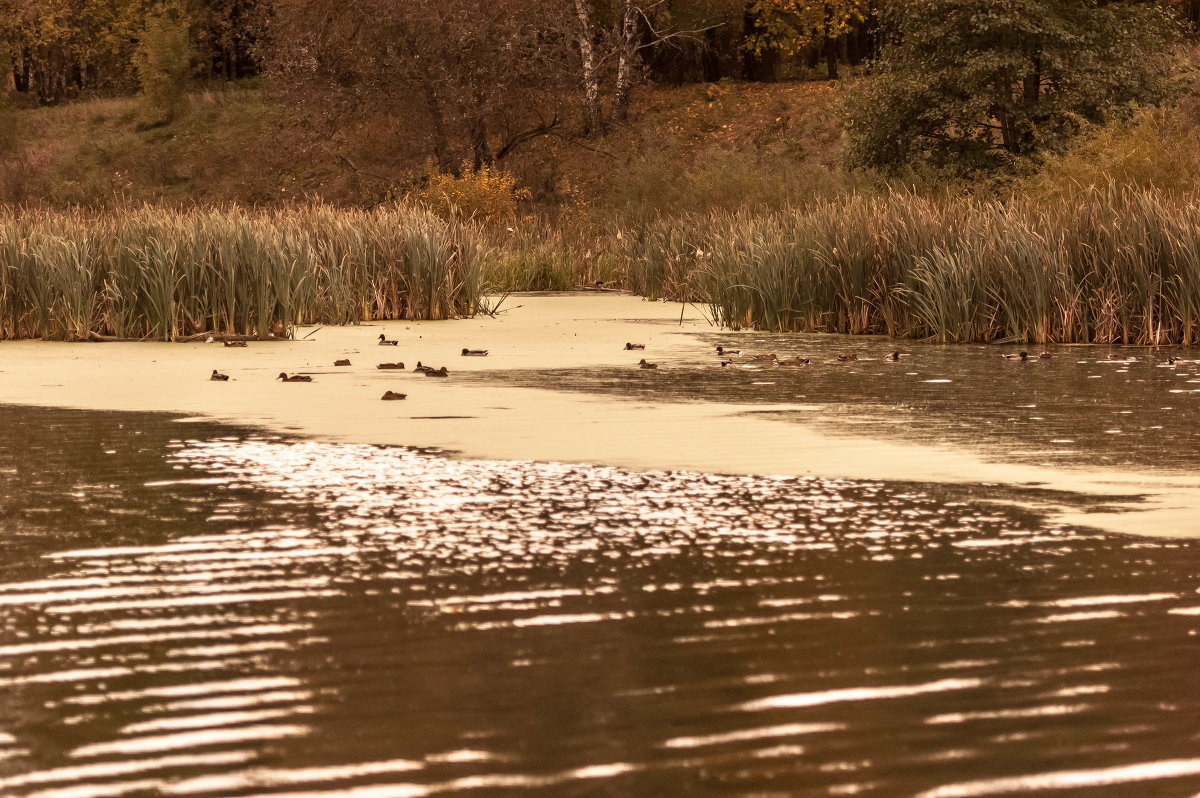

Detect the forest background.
xmin=3 ymin=0 xmax=1196 ymax=211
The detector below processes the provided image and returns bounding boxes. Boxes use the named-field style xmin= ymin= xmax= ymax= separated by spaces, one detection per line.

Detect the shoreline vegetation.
xmin=0 ymin=205 xmax=487 ymax=341
xmin=628 ymin=187 xmax=1200 ymax=346
xmin=7 ymin=186 xmax=1200 ymax=346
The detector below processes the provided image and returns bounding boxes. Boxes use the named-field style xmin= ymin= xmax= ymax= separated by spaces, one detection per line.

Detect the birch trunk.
xmin=612 ymin=0 xmax=638 ymax=123
xmin=574 ymin=0 xmax=604 ymax=135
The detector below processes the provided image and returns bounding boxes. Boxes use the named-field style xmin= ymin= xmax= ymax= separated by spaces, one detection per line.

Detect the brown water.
xmin=488 ymin=337 xmax=1200 ymax=473
xmin=2 ymin=405 xmax=1200 ymax=797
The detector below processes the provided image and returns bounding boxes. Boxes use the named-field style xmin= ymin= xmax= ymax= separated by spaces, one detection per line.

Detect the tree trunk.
xmin=612 ymin=0 xmax=638 ymax=123
xmin=13 ymin=49 xmax=30 ymax=93
xmin=574 ymin=0 xmax=605 ymax=135
xmin=1023 ymin=58 xmax=1040 ymax=106
xmin=824 ymin=36 xmax=839 ymax=80
xmin=701 ymin=28 xmax=722 ymax=81
xmin=470 ymin=114 xmax=492 ymax=172
xmin=1186 ymin=0 xmax=1200 ymax=28
xmin=419 ymin=80 xmax=453 ymax=174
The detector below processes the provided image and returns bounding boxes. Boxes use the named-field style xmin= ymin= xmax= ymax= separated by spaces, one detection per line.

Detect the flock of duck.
xmin=209 ymin=333 xmax=1184 ymax=398
xmin=208 ymin=333 xmax=490 ymax=400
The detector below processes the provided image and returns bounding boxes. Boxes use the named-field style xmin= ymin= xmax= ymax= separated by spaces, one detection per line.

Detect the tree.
xmin=843 ymin=0 xmax=1186 ymax=172
xmin=573 ymin=0 xmax=723 ymax=134
xmin=0 ymin=0 xmax=259 ymax=103
xmin=132 ymin=6 xmax=193 ymax=125
xmin=266 ymin=0 xmax=575 ymax=172
xmin=745 ymin=0 xmax=868 ymax=79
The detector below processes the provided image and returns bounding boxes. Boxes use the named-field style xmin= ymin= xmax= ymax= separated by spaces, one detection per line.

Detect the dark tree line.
xmin=0 ymin=0 xmax=902 ymax=106
xmin=1 ymin=0 xmax=258 ymax=102
xmin=1 ymin=0 xmax=1195 ymax=176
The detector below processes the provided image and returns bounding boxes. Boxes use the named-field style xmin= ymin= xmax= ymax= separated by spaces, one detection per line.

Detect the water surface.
xmin=486 ymin=337 xmax=1200 ymax=473
xmin=2 ymin=406 xmax=1200 ymax=797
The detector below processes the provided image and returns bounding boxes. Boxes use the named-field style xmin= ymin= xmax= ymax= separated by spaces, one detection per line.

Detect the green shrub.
xmin=132 ymin=9 xmax=194 ymax=127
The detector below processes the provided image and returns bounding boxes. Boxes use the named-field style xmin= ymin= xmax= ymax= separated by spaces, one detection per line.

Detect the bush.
xmin=1023 ymin=108 xmax=1200 ymax=201
xmin=132 ymin=9 xmax=194 ymax=127
xmin=411 ymin=164 xmax=530 ymax=221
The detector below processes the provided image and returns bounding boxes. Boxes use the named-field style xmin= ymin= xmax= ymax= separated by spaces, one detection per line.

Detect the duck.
xmin=716 ymin=346 xmax=741 ymax=356
xmin=624 ymin=342 xmax=645 ymax=350
xmin=413 ymin=362 xmax=433 ymax=374
xmin=424 ymin=366 xmax=449 ymax=377
xmin=277 ymin=372 xmax=313 ymax=382
xmin=461 ymin=348 xmax=489 ymax=357
xmin=1002 ymin=351 xmax=1029 ymax=361
xmin=777 ymin=356 xmax=809 ymax=366
xmin=377 ymin=362 xmax=405 ymax=370
xmin=836 ymin=353 xmax=857 ymax=362
xmin=378 ymin=333 xmax=399 ymax=346
xmin=885 ymin=351 xmax=901 ymax=362
xmin=210 ymin=369 xmax=230 ymax=381
xmin=381 ymin=390 xmax=407 ymax=401
xmin=750 ymin=353 xmax=778 ymax=363
xmin=334 ymin=359 xmax=351 ymax=366
xmin=638 ymin=359 xmax=658 ymax=369
xmin=1038 ymin=352 xmax=1052 ymax=359
xmin=223 ymin=339 xmax=247 ymax=348
xmin=1167 ymin=356 xmax=1179 ymax=365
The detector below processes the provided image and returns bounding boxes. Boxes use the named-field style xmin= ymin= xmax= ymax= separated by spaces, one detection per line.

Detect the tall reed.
xmin=0 ymin=204 xmax=490 ymax=340
xmin=624 ymin=187 xmax=1200 ymax=345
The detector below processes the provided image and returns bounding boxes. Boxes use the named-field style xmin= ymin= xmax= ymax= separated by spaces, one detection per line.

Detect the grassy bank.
xmin=0 ymin=205 xmax=488 ymax=340
xmin=618 ymin=188 xmax=1200 ymax=346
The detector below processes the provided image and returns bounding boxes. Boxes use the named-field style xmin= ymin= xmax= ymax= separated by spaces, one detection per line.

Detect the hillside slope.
xmin=0 ymin=80 xmax=844 ymax=213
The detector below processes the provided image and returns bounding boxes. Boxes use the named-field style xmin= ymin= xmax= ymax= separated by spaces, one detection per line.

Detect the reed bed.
xmin=0 ymin=204 xmax=489 ymax=340
xmin=619 ymin=187 xmax=1200 ymax=345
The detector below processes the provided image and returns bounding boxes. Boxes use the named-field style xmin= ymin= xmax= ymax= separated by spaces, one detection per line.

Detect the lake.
xmin=2 ymin=386 xmax=1200 ymax=797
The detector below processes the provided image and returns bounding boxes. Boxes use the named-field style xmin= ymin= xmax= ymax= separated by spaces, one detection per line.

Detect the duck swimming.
xmin=1002 ymin=351 xmax=1029 ymax=361
xmin=223 ymin=340 xmax=247 ymax=348
xmin=638 ymin=359 xmax=658 ymax=369
xmin=413 ymin=362 xmax=433 ymax=374
xmin=377 ymin=362 xmax=405 ymax=370
xmin=461 ymin=348 xmax=489 ymax=356
xmin=885 ymin=351 xmax=901 ymax=362
xmin=378 ymin=334 xmax=398 ymax=346
xmin=424 ymin=366 xmax=449 ymax=377
xmin=716 ymin=346 xmax=741 ymax=356
xmin=624 ymin=343 xmax=645 ymax=351
xmin=777 ymin=356 xmax=809 ymax=366
xmin=210 ymin=369 xmax=229 ymax=381
xmin=334 ymin=359 xmax=351 ymax=366
xmin=836 ymin=353 xmax=857 ymax=362
xmin=750 ymin=353 xmax=778 ymax=363
xmin=277 ymin=372 xmax=313 ymax=382
xmin=381 ymin=391 xmax=407 ymax=401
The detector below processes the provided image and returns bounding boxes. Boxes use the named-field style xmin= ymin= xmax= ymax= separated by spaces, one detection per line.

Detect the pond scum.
xmin=0 ymin=205 xmax=488 ymax=340
xmin=4 ymin=187 xmax=1200 ymax=345
xmin=622 ymin=186 xmax=1200 ymax=346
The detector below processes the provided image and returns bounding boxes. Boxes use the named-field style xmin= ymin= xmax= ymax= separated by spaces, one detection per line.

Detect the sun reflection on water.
xmin=1 ymin=410 xmax=1200 ymax=796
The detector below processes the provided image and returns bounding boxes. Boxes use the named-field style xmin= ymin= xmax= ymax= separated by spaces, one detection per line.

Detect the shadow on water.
xmin=2 ymin=406 xmax=1200 ymax=796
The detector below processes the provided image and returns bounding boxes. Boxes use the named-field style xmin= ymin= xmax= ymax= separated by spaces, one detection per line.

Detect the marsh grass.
xmin=622 ymin=187 xmax=1200 ymax=345
xmin=0 ymin=204 xmax=489 ymax=340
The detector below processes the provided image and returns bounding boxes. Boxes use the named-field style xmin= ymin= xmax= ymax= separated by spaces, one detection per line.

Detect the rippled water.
xmin=489 ymin=338 xmax=1200 ymax=472
xmin=3 ymin=406 xmax=1200 ymax=797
